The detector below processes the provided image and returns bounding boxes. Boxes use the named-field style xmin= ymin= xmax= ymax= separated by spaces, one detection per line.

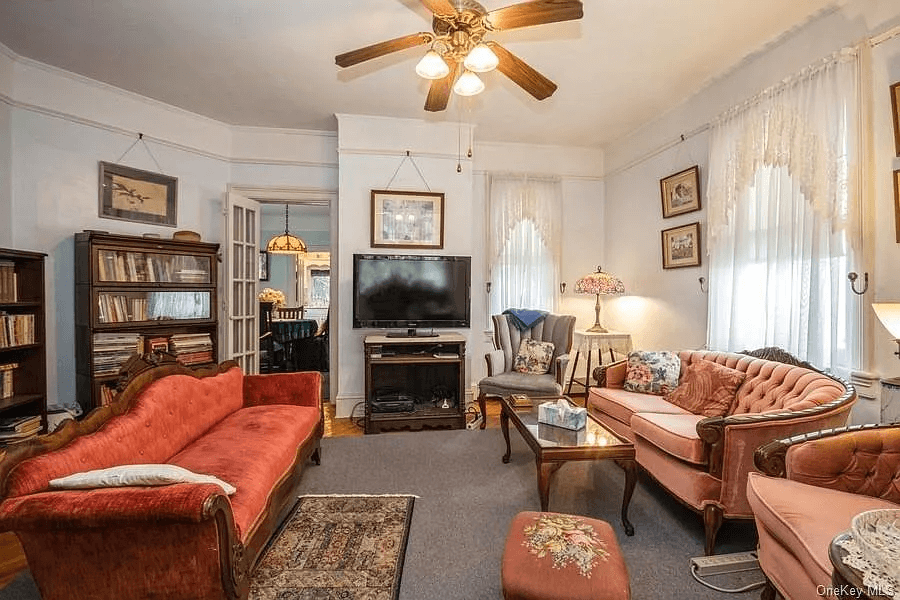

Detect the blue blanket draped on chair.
xmin=502 ymin=308 xmax=548 ymax=331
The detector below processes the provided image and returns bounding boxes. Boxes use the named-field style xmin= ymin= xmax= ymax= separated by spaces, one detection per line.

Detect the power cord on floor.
xmin=350 ymin=402 xmax=365 ymax=429
xmin=690 ymin=564 xmax=767 ymax=593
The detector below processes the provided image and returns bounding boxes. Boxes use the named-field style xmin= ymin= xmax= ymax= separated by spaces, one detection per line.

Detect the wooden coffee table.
xmin=500 ymin=394 xmax=637 ymax=535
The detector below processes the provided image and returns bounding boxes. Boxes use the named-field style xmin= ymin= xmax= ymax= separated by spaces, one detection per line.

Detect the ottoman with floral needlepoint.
xmin=501 ymin=511 xmax=630 ymax=600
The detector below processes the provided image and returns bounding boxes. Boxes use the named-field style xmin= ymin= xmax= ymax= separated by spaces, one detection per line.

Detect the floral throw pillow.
xmin=665 ymin=359 xmax=746 ymax=417
xmin=513 ymin=338 xmax=555 ymax=375
xmin=623 ymin=350 xmax=681 ymax=396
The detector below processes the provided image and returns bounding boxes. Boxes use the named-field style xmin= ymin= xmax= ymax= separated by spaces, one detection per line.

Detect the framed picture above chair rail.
xmin=661 ymin=221 xmax=701 ymax=269
xmin=370 ymin=189 xmax=444 ymax=249
xmin=891 ymin=81 xmax=900 ymax=157
xmin=660 ymin=165 xmax=701 ymax=218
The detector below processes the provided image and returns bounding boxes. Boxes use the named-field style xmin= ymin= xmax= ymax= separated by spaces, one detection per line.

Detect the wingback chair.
xmin=477 ymin=313 xmax=576 ymax=429
xmin=749 ymin=423 xmax=900 ymax=600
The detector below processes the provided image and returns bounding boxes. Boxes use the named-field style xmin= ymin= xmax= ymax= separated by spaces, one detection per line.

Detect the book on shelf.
xmin=99 ymin=384 xmax=117 ymax=407
xmin=0 ymin=414 xmax=41 ymax=433
xmin=509 ymin=394 xmax=533 ymax=408
xmin=0 ymin=313 xmax=35 ymax=348
xmin=0 ymin=362 xmax=18 ymax=399
xmin=0 ymin=261 xmax=16 ymax=303
xmin=146 ymin=336 xmax=170 ymax=353
xmin=0 ymin=414 xmax=42 ymax=442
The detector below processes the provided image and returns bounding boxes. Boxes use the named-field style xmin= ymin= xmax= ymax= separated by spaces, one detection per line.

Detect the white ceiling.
xmin=0 ymin=0 xmax=841 ymax=148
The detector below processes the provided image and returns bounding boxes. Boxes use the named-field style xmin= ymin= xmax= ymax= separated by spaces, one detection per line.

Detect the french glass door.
xmin=224 ymin=188 xmax=260 ymax=373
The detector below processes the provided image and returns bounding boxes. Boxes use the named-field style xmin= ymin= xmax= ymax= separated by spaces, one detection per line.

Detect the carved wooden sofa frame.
xmin=0 ymin=354 xmax=323 ymax=600
xmin=591 ymin=347 xmax=857 ymax=555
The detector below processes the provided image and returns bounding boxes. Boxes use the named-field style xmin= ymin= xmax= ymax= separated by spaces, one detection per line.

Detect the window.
xmin=487 ymin=175 xmax=562 ymax=320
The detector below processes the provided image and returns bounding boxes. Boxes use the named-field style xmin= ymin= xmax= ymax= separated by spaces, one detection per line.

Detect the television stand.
xmin=364 ymin=333 xmax=466 ymax=434
xmin=385 ymin=328 xmax=439 ymax=338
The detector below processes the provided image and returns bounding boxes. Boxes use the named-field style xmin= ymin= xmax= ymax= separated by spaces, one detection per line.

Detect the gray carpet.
xmin=1 ymin=427 xmax=765 ymax=599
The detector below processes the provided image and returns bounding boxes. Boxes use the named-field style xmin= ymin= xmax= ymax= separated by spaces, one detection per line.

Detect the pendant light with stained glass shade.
xmin=266 ymin=204 xmax=307 ymax=254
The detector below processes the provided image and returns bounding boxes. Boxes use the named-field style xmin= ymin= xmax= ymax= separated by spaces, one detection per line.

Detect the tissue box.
xmin=537 ymin=398 xmax=587 ymax=430
xmin=538 ymin=422 xmax=587 ymax=446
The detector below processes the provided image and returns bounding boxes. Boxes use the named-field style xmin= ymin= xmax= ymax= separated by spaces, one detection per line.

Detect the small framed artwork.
xmin=661 ymin=221 xmax=701 ymax=269
xmin=371 ymin=189 xmax=444 ymax=249
xmin=891 ymin=82 xmax=900 ymax=157
xmin=894 ymin=170 xmax=900 ymax=243
xmin=258 ymin=250 xmax=270 ymax=281
xmin=660 ymin=165 xmax=701 ymax=218
xmin=99 ymin=161 xmax=177 ymax=227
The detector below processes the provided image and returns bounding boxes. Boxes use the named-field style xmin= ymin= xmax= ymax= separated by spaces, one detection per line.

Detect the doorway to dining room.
xmin=225 ymin=185 xmax=335 ymax=400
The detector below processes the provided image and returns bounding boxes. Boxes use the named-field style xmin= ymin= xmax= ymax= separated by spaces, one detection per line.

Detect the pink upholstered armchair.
xmin=749 ymin=423 xmax=900 ymax=600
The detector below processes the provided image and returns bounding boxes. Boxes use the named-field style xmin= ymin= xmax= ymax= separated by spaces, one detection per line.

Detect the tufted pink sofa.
xmin=749 ymin=423 xmax=900 ymax=600
xmin=587 ymin=349 xmax=856 ymax=555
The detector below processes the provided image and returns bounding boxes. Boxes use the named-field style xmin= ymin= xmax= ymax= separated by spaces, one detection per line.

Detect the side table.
xmin=829 ymin=532 xmax=893 ymax=599
xmin=566 ymin=330 xmax=632 ymax=398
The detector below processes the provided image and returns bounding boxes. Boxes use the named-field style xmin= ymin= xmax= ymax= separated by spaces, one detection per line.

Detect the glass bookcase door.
xmin=96 ymin=290 xmax=212 ymax=324
xmin=96 ymin=250 xmax=211 ymax=284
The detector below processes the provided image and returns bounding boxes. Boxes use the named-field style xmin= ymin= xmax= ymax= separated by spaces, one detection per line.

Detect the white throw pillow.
xmin=48 ymin=464 xmax=236 ymax=495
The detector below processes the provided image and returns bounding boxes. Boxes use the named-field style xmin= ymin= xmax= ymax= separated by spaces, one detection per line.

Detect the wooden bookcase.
xmin=74 ymin=231 xmax=219 ymax=414
xmin=363 ymin=333 xmax=466 ymax=434
xmin=0 ymin=248 xmax=47 ymax=444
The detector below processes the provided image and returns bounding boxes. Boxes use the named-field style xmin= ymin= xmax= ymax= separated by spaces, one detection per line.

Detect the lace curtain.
xmin=487 ymin=174 xmax=562 ymax=316
xmin=706 ymin=48 xmax=863 ymax=374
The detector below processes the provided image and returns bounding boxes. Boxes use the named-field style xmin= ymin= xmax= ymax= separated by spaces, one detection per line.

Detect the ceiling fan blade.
xmin=335 ymin=33 xmax=432 ymax=68
xmin=487 ymin=42 xmax=557 ymax=100
xmin=420 ymin=0 xmax=457 ymax=17
xmin=425 ymin=62 xmax=460 ymax=112
xmin=484 ymin=0 xmax=583 ymax=31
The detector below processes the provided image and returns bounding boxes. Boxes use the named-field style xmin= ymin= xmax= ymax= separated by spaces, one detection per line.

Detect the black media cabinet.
xmin=363 ymin=333 xmax=466 ymax=434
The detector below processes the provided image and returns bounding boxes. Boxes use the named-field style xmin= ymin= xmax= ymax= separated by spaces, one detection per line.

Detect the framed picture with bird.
xmin=98 ymin=161 xmax=177 ymax=227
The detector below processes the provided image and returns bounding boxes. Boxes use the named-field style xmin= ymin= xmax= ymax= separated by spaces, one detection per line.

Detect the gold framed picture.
xmin=891 ymin=82 xmax=900 ymax=157
xmin=371 ymin=189 xmax=444 ymax=249
xmin=661 ymin=222 xmax=701 ymax=269
xmin=660 ymin=165 xmax=701 ymax=218
xmin=99 ymin=162 xmax=177 ymax=227
xmin=894 ymin=169 xmax=900 ymax=243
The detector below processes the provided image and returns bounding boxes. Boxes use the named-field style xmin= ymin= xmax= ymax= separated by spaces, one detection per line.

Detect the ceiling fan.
xmin=335 ymin=0 xmax=583 ymax=112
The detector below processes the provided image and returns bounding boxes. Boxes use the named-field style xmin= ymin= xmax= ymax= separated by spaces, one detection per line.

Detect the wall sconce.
xmin=848 ymin=272 xmax=869 ymax=295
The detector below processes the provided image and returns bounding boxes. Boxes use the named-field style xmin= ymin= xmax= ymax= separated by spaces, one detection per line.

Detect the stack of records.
xmin=169 ymin=333 xmax=213 ymax=366
xmin=93 ymin=333 xmax=143 ymax=375
xmin=0 ymin=414 xmax=42 ymax=442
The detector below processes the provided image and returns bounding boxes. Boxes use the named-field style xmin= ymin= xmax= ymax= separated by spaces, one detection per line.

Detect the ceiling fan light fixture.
xmin=415 ymin=50 xmax=450 ymax=80
xmin=453 ymin=69 xmax=485 ymax=96
xmin=463 ymin=43 xmax=499 ymax=73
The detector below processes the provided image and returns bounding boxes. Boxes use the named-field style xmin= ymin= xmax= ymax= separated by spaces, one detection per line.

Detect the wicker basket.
xmin=851 ymin=509 xmax=900 ymax=582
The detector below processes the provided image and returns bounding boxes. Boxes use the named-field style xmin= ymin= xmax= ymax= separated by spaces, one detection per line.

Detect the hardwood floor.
xmin=0 ymin=393 xmax=584 ymax=589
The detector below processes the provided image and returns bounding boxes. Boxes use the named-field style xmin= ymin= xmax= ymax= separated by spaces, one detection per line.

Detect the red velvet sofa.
xmin=0 ymin=357 xmax=323 ymax=600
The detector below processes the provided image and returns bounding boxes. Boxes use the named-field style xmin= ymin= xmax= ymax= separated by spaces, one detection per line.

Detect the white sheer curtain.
xmin=487 ymin=174 xmax=562 ymax=316
xmin=706 ymin=48 xmax=863 ymax=375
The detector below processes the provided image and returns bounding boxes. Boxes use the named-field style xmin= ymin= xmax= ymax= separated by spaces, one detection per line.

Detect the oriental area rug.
xmin=249 ymin=494 xmax=416 ymax=600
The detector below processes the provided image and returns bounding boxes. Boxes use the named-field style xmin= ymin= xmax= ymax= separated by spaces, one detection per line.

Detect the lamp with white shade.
xmin=873 ymin=303 xmax=900 ymax=360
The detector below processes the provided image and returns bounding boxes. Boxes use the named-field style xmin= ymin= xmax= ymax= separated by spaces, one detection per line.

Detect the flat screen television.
xmin=353 ymin=254 xmax=471 ymax=334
